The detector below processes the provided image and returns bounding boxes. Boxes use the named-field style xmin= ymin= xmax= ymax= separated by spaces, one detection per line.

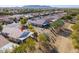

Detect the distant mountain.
xmin=23 ymin=5 xmax=52 ymax=9
xmin=23 ymin=5 xmax=79 ymax=9
xmin=51 ymin=5 xmax=79 ymax=8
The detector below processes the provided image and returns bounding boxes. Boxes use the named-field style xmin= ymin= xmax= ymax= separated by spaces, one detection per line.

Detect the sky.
xmin=0 ymin=0 xmax=79 ymax=7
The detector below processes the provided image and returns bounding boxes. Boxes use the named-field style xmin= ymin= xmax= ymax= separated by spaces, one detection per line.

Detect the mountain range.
xmin=23 ymin=5 xmax=52 ymax=9
xmin=23 ymin=5 xmax=79 ymax=8
xmin=51 ymin=5 xmax=79 ymax=8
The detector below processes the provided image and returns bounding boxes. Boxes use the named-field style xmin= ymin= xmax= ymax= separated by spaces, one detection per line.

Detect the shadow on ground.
xmin=58 ymin=28 xmax=72 ymax=37
xmin=50 ymin=46 xmax=59 ymax=53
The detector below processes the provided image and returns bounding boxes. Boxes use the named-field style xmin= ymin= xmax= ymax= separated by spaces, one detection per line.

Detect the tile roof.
xmin=2 ymin=23 xmax=33 ymax=40
xmin=0 ymin=35 xmax=18 ymax=52
xmin=2 ymin=24 xmax=22 ymax=39
xmin=0 ymin=35 xmax=9 ymax=48
xmin=28 ymin=19 xmax=47 ymax=26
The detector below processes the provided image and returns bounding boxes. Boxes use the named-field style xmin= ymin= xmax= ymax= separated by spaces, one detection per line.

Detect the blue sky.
xmin=0 ymin=0 xmax=79 ymax=7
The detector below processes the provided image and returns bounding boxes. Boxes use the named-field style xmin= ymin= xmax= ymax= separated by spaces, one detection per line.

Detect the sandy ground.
xmin=54 ymin=23 xmax=78 ymax=53
xmin=54 ymin=35 xmax=76 ymax=53
xmin=34 ymin=23 xmax=78 ymax=53
xmin=64 ymin=22 xmax=74 ymax=31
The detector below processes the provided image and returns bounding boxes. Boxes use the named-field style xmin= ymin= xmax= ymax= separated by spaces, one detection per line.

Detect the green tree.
xmin=71 ymin=31 xmax=79 ymax=49
xmin=71 ymin=21 xmax=79 ymax=49
xmin=13 ymin=44 xmax=26 ymax=53
xmin=38 ymin=34 xmax=48 ymax=42
xmin=76 ymin=14 xmax=79 ymax=20
xmin=28 ymin=24 xmax=36 ymax=32
xmin=28 ymin=24 xmax=34 ymax=29
xmin=66 ymin=15 xmax=73 ymax=20
xmin=13 ymin=38 xmax=36 ymax=53
xmin=70 ymin=13 xmax=77 ymax=16
xmin=0 ymin=24 xmax=3 ymax=32
xmin=61 ymin=15 xmax=73 ymax=21
xmin=71 ymin=31 xmax=79 ymax=40
xmin=71 ymin=21 xmax=79 ymax=31
xmin=26 ymin=38 xmax=36 ymax=52
xmin=72 ymin=39 xmax=79 ymax=49
xmin=19 ymin=17 xmax=27 ymax=31
xmin=50 ymin=20 xmax=64 ymax=29
xmin=20 ymin=17 xmax=27 ymax=25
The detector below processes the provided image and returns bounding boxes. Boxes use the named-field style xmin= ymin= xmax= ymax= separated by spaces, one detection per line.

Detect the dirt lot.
xmin=54 ymin=35 xmax=76 ymax=53
xmin=54 ymin=23 xmax=78 ymax=53
xmin=34 ymin=23 xmax=79 ymax=53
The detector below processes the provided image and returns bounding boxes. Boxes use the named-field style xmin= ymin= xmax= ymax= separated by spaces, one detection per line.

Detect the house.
xmin=28 ymin=18 xmax=49 ymax=27
xmin=0 ymin=35 xmax=17 ymax=52
xmin=2 ymin=23 xmax=33 ymax=43
xmin=43 ymin=13 xmax=67 ymax=22
xmin=27 ymin=12 xmax=67 ymax=27
xmin=0 ymin=16 xmax=14 ymax=24
xmin=43 ymin=14 xmax=59 ymax=22
xmin=8 ymin=15 xmax=23 ymax=22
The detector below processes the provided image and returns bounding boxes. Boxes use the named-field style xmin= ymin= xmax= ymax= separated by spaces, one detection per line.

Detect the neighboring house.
xmin=45 ymin=13 xmax=66 ymax=22
xmin=2 ymin=23 xmax=33 ymax=43
xmin=0 ymin=16 xmax=13 ymax=24
xmin=8 ymin=15 xmax=23 ymax=22
xmin=0 ymin=35 xmax=17 ymax=53
xmin=28 ymin=19 xmax=49 ymax=27
xmin=24 ymin=14 xmax=33 ymax=18
xmin=27 ymin=13 xmax=66 ymax=27
xmin=0 ymin=15 xmax=24 ymax=24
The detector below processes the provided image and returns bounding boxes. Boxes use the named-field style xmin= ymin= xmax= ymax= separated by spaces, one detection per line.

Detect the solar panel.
xmin=19 ymin=32 xmax=29 ymax=38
